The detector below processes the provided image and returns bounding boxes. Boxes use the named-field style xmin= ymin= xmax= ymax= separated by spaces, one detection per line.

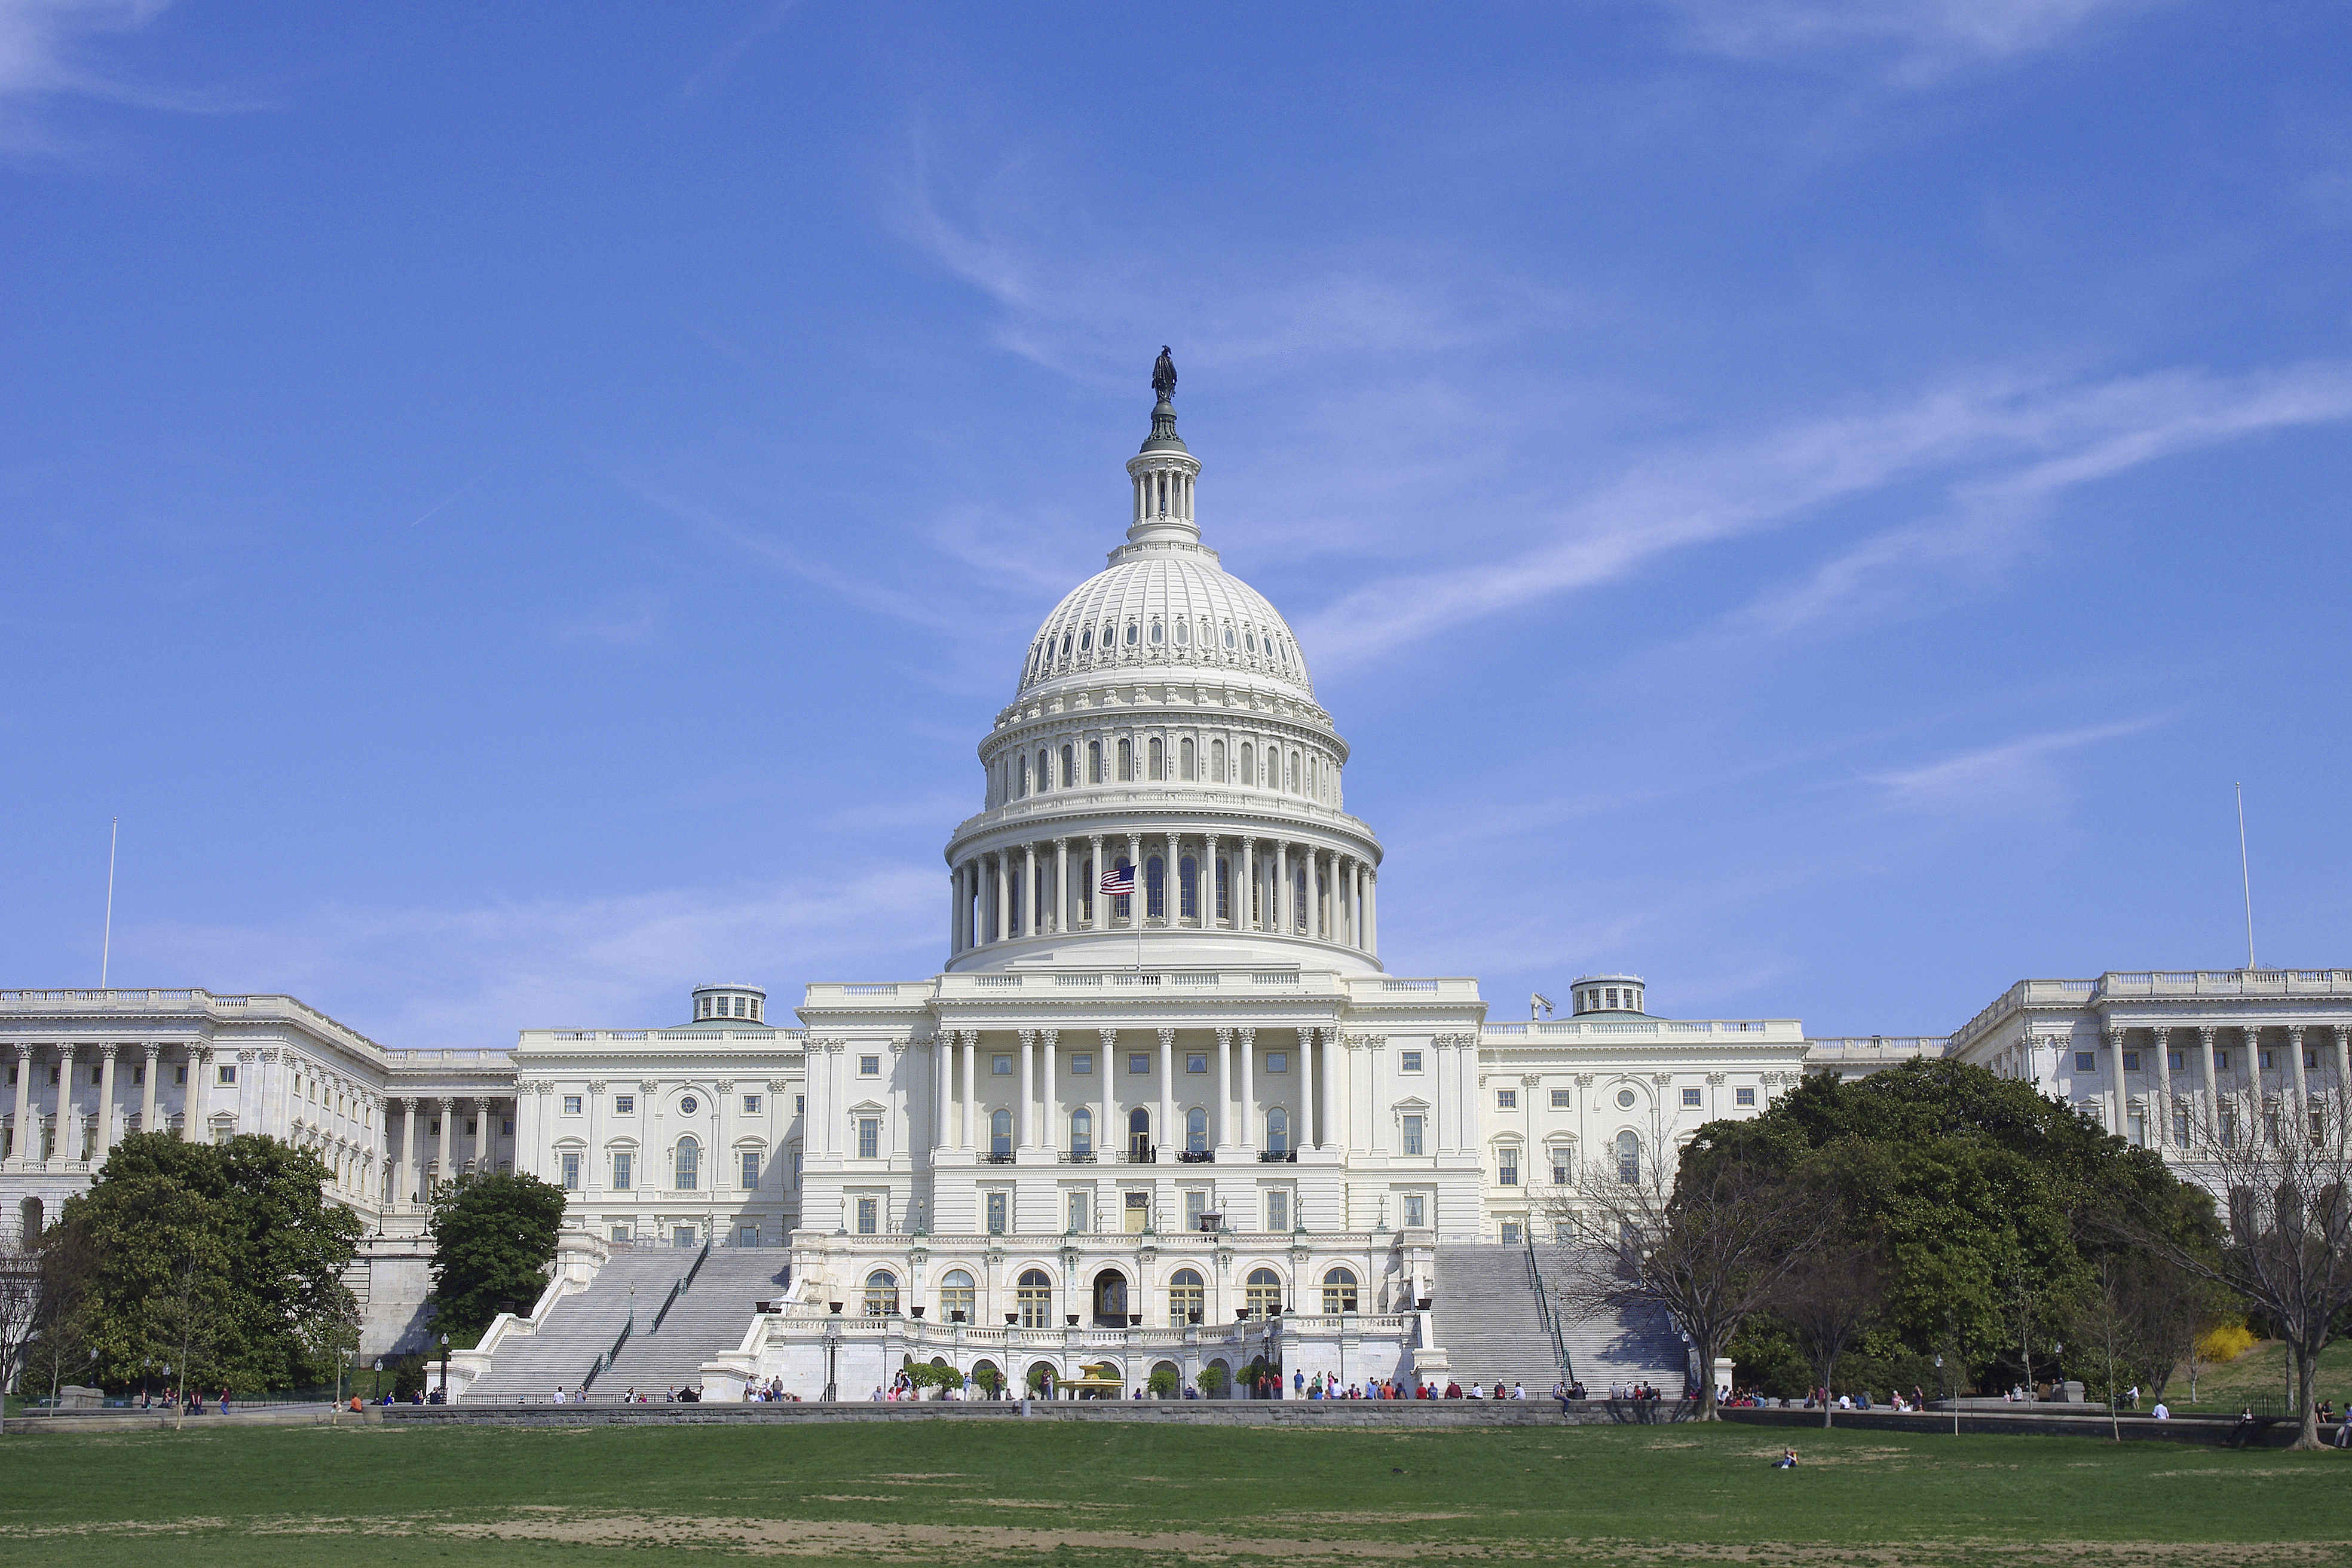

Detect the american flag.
xmin=1099 ymin=864 xmax=1137 ymax=896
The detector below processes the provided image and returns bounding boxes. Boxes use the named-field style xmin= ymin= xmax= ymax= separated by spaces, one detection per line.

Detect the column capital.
xmin=1158 ymin=1025 xmax=1176 ymax=1048
xmin=97 ymin=1043 xmax=120 ymax=1062
xmin=1098 ymin=1028 xmax=1117 ymax=1049
xmin=439 ymin=1095 xmax=457 ymax=1111
xmin=1036 ymin=1030 xmax=1056 ymax=1049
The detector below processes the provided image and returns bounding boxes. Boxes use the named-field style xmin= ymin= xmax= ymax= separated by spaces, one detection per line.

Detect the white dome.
xmin=1016 ymin=543 xmax=1315 ymax=702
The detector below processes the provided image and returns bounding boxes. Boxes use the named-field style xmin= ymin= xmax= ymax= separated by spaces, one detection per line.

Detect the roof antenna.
xmin=2235 ymin=783 xmax=2255 ymax=970
xmin=100 ymin=815 xmax=120 ymax=988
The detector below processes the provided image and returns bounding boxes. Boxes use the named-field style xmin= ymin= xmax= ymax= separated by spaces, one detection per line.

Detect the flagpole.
xmin=100 ymin=816 xmax=119 ymax=988
xmin=2235 ymin=783 xmax=2255 ymax=970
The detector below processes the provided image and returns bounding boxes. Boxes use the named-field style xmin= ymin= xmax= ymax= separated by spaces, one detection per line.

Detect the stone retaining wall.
xmin=385 ymin=1398 xmax=1693 ymax=1429
xmin=1721 ymin=1405 xmax=2307 ymax=1448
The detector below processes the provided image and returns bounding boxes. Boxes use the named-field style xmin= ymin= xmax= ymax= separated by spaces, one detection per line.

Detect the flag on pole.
xmin=1100 ymin=864 xmax=1137 ymax=896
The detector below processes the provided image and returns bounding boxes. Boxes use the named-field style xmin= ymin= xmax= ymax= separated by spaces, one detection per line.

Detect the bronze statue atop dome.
xmin=1152 ymin=345 xmax=1177 ymax=403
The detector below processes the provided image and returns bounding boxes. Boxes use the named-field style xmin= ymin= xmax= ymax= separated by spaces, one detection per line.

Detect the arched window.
xmin=1128 ymin=1107 xmax=1150 ymax=1157
xmin=1179 ymin=737 xmax=1195 ymax=780
xmin=1149 ymin=620 xmax=1163 ymax=645
xmin=1215 ymin=857 xmax=1229 ymax=921
xmin=1223 ymin=624 xmax=1236 ymax=648
xmin=1037 ymin=749 xmax=1050 ymax=791
xmin=1088 ymin=740 xmax=1102 ymax=783
xmin=1211 ymin=739 xmax=1226 ymax=782
xmin=1113 ymin=857 xmax=1133 ymax=920
xmin=1017 ymin=755 xmax=1029 ymax=798
xmin=1059 ymin=633 xmax=1071 ymax=660
xmin=1295 ymin=865 xmax=1309 ymax=929
xmin=1288 ymin=751 xmax=1300 ymax=792
xmin=862 ymin=1269 xmax=899 ymax=1316
xmin=1267 ymin=1107 xmax=1290 ymax=1154
xmin=1117 ymin=737 xmax=1132 ymax=781
xmin=1245 ymin=1267 xmax=1282 ymax=1317
xmin=675 ymin=1135 xmax=700 ymax=1190
xmin=1322 ymin=1267 xmax=1359 ymax=1315
xmin=940 ymin=1269 xmax=976 ymax=1323
xmin=1186 ymin=1107 xmax=1208 ymax=1153
xmin=1168 ymin=1267 xmax=1204 ymax=1325
xmin=1239 ymin=742 xmax=1255 ymax=788
xmin=1071 ymin=1107 xmax=1093 ymax=1156
xmin=991 ymin=1109 xmax=1012 ymax=1157
xmin=1017 ymin=1269 xmax=1053 ymax=1328
xmin=1179 ymin=856 xmax=1198 ymax=919
xmin=1080 ymin=626 xmax=1092 ymax=652
xmin=1616 ymin=1129 xmax=1640 ymax=1185
xmin=1125 ymin=621 xmax=1139 ymax=646
xmin=1146 ymin=856 xmax=1165 ymax=918
xmin=1080 ymin=856 xmax=1094 ymax=921
xmin=1148 ymin=736 xmax=1164 ymax=780
xmin=1175 ymin=619 xmax=1189 ymax=645
xmin=1061 ymin=745 xmax=1074 ymax=788
xmin=1245 ymin=629 xmax=1258 ymax=653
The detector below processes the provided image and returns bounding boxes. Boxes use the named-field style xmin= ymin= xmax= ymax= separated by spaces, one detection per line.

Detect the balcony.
xmin=1176 ymin=1149 xmax=1214 ymax=1163
xmin=1122 ymin=1147 xmax=1157 ymax=1165
xmin=982 ymin=1152 xmax=1016 ymax=1165
xmin=1058 ymin=1151 xmax=1097 ymax=1165
xmin=1257 ymin=1149 xmax=1298 ymax=1163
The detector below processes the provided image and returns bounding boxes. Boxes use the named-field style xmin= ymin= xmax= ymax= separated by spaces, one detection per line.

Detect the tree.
xmin=0 ymin=1238 xmax=39 ymax=1432
xmin=28 ymin=1224 xmax=100 ymax=1410
xmin=2121 ymin=1082 xmax=2352 ymax=1450
xmin=425 ymin=1171 xmax=568 ymax=1339
xmin=1195 ymin=1361 xmax=1228 ymax=1398
xmin=1546 ymin=1120 xmax=1836 ymax=1419
xmin=56 ymin=1132 xmax=361 ymax=1392
xmin=1769 ymin=1241 xmax=1885 ymax=1428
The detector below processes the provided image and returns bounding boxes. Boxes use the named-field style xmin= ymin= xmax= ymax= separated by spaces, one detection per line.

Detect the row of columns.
xmin=950 ymin=833 xmax=1377 ymax=955
xmin=2093 ymin=1022 xmax=2352 ymax=1147
xmin=918 ymin=1027 xmax=1340 ymax=1157
xmin=388 ymin=1095 xmax=507 ymax=1206
xmin=9 ymin=1041 xmax=183 ymax=1166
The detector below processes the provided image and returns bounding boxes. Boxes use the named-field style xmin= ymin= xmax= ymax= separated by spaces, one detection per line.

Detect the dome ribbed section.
xmin=1016 ymin=549 xmax=1315 ymax=701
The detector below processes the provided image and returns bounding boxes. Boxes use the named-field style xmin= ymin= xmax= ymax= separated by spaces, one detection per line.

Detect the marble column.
xmin=2197 ymin=1026 xmax=2221 ymax=1143
xmin=1126 ymin=834 xmax=1144 ymax=927
xmin=1165 ymin=831 xmax=1180 ymax=925
xmin=96 ymin=1045 xmax=119 ymax=1154
xmin=1023 ymin=844 xmax=1037 ymax=936
xmin=1239 ymin=1028 xmax=1257 ymax=1153
xmin=994 ymin=854 xmax=1011 ymax=945
xmin=393 ymin=1098 xmax=413 ymax=1207
xmin=934 ymin=1034 xmax=952 ymax=1154
xmin=1365 ymin=869 xmax=1379 ymax=956
xmin=1298 ymin=1027 xmax=1317 ymax=1149
xmin=1087 ymin=836 xmax=1104 ymax=930
xmin=961 ymin=1031 xmax=978 ymax=1151
xmin=1203 ymin=834 xmax=1220 ymax=928
xmin=1214 ymin=1027 xmax=1232 ymax=1150
xmin=1275 ymin=843 xmax=1290 ymax=935
xmin=1039 ymin=1030 xmax=1059 ymax=1154
xmin=435 ymin=1097 xmax=455 ymax=1192
xmin=1096 ymin=1028 xmax=1114 ymax=1162
xmin=1055 ymin=838 xmax=1069 ymax=934
xmin=1016 ymin=1029 xmax=1036 ymax=1152
xmin=473 ymin=1097 xmax=491 ymax=1172
xmin=2150 ymin=1027 xmax=2175 ymax=1150
xmin=1158 ymin=1027 xmax=1175 ymax=1159
xmin=140 ymin=1044 xmax=161 ymax=1139
xmin=1239 ymin=838 xmax=1255 ymax=930
xmin=8 ymin=1044 xmax=31 ymax=1168
xmin=55 ymin=1046 xmax=78 ymax=1163
xmin=2099 ymin=1027 xmax=2123 ymax=1139
xmin=2289 ymin=1025 xmax=2311 ymax=1147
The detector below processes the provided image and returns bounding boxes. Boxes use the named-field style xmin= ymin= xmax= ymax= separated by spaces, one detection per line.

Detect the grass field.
xmin=4 ymin=1419 xmax=2350 ymax=1567
xmin=2169 ymin=1339 xmax=2352 ymax=1414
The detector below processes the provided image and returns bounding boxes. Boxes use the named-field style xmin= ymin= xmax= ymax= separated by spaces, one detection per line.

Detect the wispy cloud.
xmin=1299 ymin=361 xmax=2352 ymax=669
xmin=130 ymin=864 xmax=942 ymax=1049
xmin=0 ymin=0 xmax=238 ymax=151
xmin=1863 ymin=715 xmax=2163 ymax=819
xmin=1659 ymin=0 xmax=2165 ymax=82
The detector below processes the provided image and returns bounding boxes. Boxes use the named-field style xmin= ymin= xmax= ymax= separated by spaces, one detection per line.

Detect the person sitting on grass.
xmin=1773 ymin=1447 xmax=1798 ymax=1469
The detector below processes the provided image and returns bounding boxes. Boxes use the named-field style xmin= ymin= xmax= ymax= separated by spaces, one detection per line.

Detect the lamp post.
xmin=373 ymin=1358 xmax=383 ymax=1405
xmin=822 ymin=1316 xmax=841 ymax=1404
xmin=1937 ymin=1355 xmax=1954 ymax=1436
xmin=437 ymin=1332 xmax=451 ymax=1404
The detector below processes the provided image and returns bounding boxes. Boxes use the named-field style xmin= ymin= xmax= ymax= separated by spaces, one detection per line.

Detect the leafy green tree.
xmin=425 ymin=1171 xmax=569 ymax=1338
xmin=51 ymin=1132 xmax=360 ymax=1392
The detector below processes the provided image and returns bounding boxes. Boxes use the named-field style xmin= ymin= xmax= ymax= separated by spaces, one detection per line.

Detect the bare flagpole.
xmin=100 ymin=816 xmax=120 ymax=987
xmin=2235 ymin=783 xmax=2255 ymax=970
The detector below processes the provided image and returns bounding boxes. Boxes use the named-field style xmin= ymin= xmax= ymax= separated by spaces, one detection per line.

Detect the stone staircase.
xmin=458 ymin=1247 xmax=786 ymax=1404
xmin=1429 ymin=1243 xmax=1570 ymax=1395
xmin=1530 ymin=1245 xmax=1688 ymax=1394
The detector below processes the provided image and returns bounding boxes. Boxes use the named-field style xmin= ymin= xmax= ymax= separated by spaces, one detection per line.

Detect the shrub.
xmin=2195 ymin=1319 xmax=2256 ymax=1364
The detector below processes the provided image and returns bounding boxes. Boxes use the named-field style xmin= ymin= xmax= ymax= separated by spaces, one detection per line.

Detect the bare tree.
xmin=1544 ymin=1121 xmax=1836 ymax=1419
xmin=1769 ymin=1243 xmax=1885 ymax=1428
xmin=0 ymin=1239 xmax=40 ymax=1434
xmin=2122 ymin=1080 xmax=2352 ymax=1450
xmin=2069 ymin=1251 xmax=2140 ymax=1441
xmin=29 ymin=1226 xmax=99 ymax=1413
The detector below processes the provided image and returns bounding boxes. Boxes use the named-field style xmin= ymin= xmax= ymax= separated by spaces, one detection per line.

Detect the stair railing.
xmin=1525 ymin=1242 xmax=1576 ymax=1389
xmin=650 ymin=1238 xmax=712 ymax=1336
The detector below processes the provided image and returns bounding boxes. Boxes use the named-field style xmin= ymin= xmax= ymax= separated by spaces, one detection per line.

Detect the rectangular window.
xmin=1401 ymin=1114 xmax=1423 ymax=1156
xmin=855 ymin=1198 xmax=878 ymax=1235
xmin=860 ymin=1055 xmax=880 ymax=1076
xmin=1500 ymin=1220 xmax=1523 ymax=1245
xmin=993 ymin=1055 xmax=1013 ymax=1076
xmin=1129 ymin=1053 xmax=1150 ymax=1074
xmin=740 ymin=1151 xmax=761 ymax=1188
xmin=1735 ymin=1087 xmax=1757 ymax=1107
xmin=2259 ymin=1051 xmax=2275 ymax=1070
xmin=856 ymin=1117 xmax=880 ymax=1159
xmin=614 ymin=1095 xmax=635 ymax=1114
xmin=1266 ymin=1190 xmax=1290 ymax=1232
xmin=2122 ymin=1051 xmax=2140 ymax=1072
xmin=1403 ymin=1194 xmax=1426 ymax=1228
xmin=795 ymin=1094 xmax=806 ymax=1116
xmin=2171 ymin=1112 xmax=2189 ymax=1149
xmin=1267 ymin=1052 xmax=1289 ymax=1074
xmin=1550 ymin=1089 xmax=1572 ymax=1109
xmin=501 ymin=1118 xmax=513 ymax=1135
xmin=217 ymin=1065 xmax=237 ymax=1086
xmin=1681 ymin=1088 xmax=1702 ymax=1107
xmin=1186 ymin=1053 xmax=1207 ymax=1074
xmin=1401 ymin=1051 xmax=1423 ymax=1073
xmin=563 ymin=1095 xmax=583 ymax=1115
xmin=986 ymin=1192 xmax=1007 ymax=1235
xmin=1496 ymin=1088 xmax=1517 ymax=1109
xmin=1067 ymin=1191 xmax=1089 ymax=1232
xmin=2216 ymin=1051 xmax=2231 ymax=1071
xmin=1551 ymin=1154 xmax=1571 ymax=1184
xmin=742 ymin=1095 xmax=761 ymax=1114
xmin=175 ymin=1065 xmax=186 ymax=1084
xmin=2168 ymin=1051 xmax=2186 ymax=1072
xmin=2127 ymin=1112 xmax=2146 ymax=1147
xmin=560 ymin=1153 xmax=580 ymax=1190
xmin=737 ymin=1224 xmax=760 ymax=1248
xmin=1497 ymin=1148 xmax=1520 ymax=1186
xmin=1184 ymin=1189 xmax=1207 ymax=1231
xmin=612 ymin=1152 xmax=632 ymax=1189
xmin=2307 ymin=1051 xmax=2321 ymax=1070
xmin=2218 ymin=1110 xmax=2238 ymax=1148
xmin=611 ymin=1224 xmax=631 ymax=1243
xmin=1072 ymin=1053 xmax=1094 ymax=1076
xmin=2075 ymin=1052 xmax=2096 ymax=1073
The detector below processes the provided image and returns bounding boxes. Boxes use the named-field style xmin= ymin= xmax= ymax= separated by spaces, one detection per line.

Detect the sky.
xmin=4 ymin=0 xmax=2349 ymax=1048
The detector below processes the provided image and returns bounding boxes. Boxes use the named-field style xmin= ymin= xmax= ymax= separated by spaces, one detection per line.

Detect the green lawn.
xmin=2 ymin=1419 xmax=2348 ymax=1567
xmin=2164 ymin=1338 xmax=2352 ymax=1414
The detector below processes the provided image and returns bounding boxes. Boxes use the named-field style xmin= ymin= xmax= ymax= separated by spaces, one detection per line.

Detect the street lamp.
xmin=437 ymin=1333 xmax=451 ymax=1405
xmin=1936 ymin=1355 xmax=1954 ymax=1436
xmin=373 ymin=1358 xmax=384 ymax=1405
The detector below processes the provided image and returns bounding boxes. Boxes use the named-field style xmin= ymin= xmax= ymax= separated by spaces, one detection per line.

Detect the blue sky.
xmin=5 ymin=0 xmax=2348 ymax=1047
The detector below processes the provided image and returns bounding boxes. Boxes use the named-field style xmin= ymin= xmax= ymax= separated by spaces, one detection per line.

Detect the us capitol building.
xmin=5 ymin=361 xmax=2348 ymax=1399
